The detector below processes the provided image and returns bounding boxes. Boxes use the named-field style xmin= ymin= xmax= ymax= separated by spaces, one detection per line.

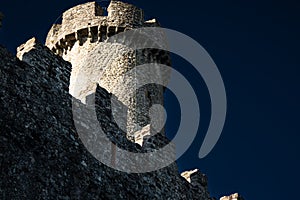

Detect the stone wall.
xmin=0 ymin=40 xmax=213 ymax=199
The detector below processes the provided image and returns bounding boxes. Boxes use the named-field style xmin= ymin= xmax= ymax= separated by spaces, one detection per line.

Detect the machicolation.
xmin=46 ymin=1 xmax=157 ymax=57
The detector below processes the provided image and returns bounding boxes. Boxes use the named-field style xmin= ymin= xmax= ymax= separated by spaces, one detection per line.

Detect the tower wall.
xmin=62 ymin=1 xmax=104 ymax=24
xmin=45 ymin=1 xmax=170 ymax=141
xmin=107 ymin=1 xmax=144 ymax=28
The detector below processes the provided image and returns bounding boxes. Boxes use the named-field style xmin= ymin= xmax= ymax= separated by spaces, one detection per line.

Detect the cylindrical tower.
xmin=45 ymin=1 xmax=171 ymax=143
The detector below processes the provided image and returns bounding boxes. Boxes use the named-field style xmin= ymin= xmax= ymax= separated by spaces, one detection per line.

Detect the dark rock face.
xmin=0 ymin=41 xmax=213 ymax=199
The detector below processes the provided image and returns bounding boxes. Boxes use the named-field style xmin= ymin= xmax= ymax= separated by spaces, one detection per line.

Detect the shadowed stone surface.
xmin=0 ymin=40 xmax=213 ymax=199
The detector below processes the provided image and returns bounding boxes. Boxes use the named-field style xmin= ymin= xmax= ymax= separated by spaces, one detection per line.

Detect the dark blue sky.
xmin=1 ymin=0 xmax=299 ymax=199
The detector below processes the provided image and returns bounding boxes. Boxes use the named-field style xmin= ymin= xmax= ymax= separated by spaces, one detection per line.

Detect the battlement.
xmin=181 ymin=169 xmax=199 ymax=183
xmin=62 ymin=2 xmax=104 ymax=25
xmin=45 ymin=1 xmax=155 ymax=56
xmin=133 ymin=124 xmax=151 ymax=146
xmin=107 ymin=1 xmax=144 ymax=27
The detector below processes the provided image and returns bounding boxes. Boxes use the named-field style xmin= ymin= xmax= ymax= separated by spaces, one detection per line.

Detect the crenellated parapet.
xmin=181 ymin=169 xmax=199 ymax=183
xmin=107 ymin=0 xmax=144 ymax=27
xmin=46 ymin=1 xmax=156 ymax=56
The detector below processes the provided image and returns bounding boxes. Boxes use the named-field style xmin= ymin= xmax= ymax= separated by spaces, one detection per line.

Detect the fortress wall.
xmin=0 ymin=41 xmax=211 ymax=198
xmin=16 ymin=37 xmax=71 ymax=92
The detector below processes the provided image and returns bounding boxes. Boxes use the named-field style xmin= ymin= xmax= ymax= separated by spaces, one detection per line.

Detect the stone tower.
xmin=45 ymin=1 xmax=170 ymax=143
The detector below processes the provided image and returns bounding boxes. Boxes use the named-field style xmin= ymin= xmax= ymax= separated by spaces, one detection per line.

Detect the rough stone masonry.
xmin=0 ymin=1 xmax=243 ymax=199
xmin=45 ymin=1 xmax=170 ymax=140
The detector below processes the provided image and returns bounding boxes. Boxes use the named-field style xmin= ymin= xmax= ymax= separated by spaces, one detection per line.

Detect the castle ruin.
xmin=0 ymin=1 xmax=243 ymax=199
